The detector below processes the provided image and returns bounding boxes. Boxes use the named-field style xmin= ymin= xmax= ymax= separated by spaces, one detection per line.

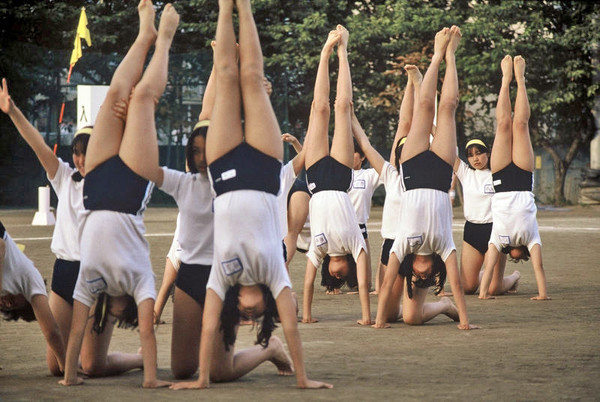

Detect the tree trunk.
xmin=542 ymin=134 xmax=582 ymax=206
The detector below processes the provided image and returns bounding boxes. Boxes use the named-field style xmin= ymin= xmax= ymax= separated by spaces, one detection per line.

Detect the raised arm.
xmin=351 ymin=109 xmax=385 ymax=174
xmin=0 ymin=78 xmax=59 ymax=178
xmin=282 ymin=133 xmax=305 ymax=175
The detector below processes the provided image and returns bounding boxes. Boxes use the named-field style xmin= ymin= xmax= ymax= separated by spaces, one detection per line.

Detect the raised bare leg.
xmin=491 ymin=55 xmax=513 ymax=173
xmin=392 ymin=65 xmax=421 ymax=152
xmin=430 ymin=25 xmax=460 ymax=166
xmin=119 ymin=3 xmax=179 ymax=183
xmin=236 ymin=0 xmax=281 ymax=160
xmin=330 ymin=25 xmax=354 ymax=168
xmin=206 ymin=0 xmax=243 ymax=164
xmin=86 ymin=0 xmax=157 ymax=174
xmin=511 ymin=56 xmax=534 ymax=172
xmin=198 ymin=41 xmax=217 ymax=121
xmin=401 ymin=27 xmax=449 ymax=163
xmin=304 ymin=30 xmax=340 ymax=169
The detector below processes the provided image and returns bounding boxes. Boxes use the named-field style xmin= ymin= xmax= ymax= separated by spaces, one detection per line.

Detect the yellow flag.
xmin=69 ymin=7 xmax=92 ymax=66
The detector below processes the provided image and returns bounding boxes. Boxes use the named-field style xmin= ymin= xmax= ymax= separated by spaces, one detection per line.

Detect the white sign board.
xmin=77 ymin=85 xmax=109 ymax=129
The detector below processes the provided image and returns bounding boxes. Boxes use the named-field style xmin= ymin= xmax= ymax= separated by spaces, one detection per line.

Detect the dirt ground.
xmin=1 ymin=205 xmax=599 ymax=401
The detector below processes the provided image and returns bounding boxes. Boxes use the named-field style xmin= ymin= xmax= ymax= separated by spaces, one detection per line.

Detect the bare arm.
xmin=138 ymin=298 xmax=172 ymax=388
xmin=302 ymin=259 xmax=318 ymax=323
xmin=351 ymin=110 xmax=385 ymax=174
xmin=282 ymin=133 xmax=305 ymax=175
xmin=355 ymin=250 xmax=372 ymax=325
xmin=445 ymin=251 xmax=478 ymax=329
xmin=276 ymin=287 xmax=333 ymax=389
xmin=373 ymin=253 xmax=400 ymax=328
xmin=31 ymin=294 xmax=65 ymax=373
xmin=59 ymin=300 xmax=89 ymax=386
xmin=1 ymin=78 xmax=59 ymax=178
xmin=479 ymin=245 xmax=500 ymax=299
xmin=529 ymin=244 xmax=550 ymax=300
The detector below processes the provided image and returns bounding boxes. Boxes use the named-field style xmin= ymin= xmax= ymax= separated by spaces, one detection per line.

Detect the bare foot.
xmin=514 ymin=55 xmax=526 ymax=84
xmin=337 ymin=24 xmax=349 ymax=48
xmin=369 ymin=290 xmax=379 ymax=295
xmin=323 ymin=29 xmax=341 ymax=53
xmin=405 ymin=64 xmax=423 ymax=85
xmin=501 ymin=55 xmax=513 ymax=83
xmin=446 ymin=25 xmax=462 ymax=57
xmin=138 ymin=0 xmax=157 ymax=42
xmin=433 ymin=27 xmax=450 ymax=59
xmin=436 ymin=290 xmax=453 ymax=297
xmin=441 ymin=296 xmax=459 ymax=321
xmin=507 ymin=270 xmax=521 ymax=293
xmin=326 ymin=288 xmax=342 ymax=295
xmin=156 ymin=3 xmax=179 ymax=44
xmin=268 ymin=336 xmax=294 ymax=376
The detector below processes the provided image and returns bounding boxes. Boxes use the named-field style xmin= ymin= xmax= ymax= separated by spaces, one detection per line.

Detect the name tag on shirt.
xmin=499 ymin=235 xmax=511 ymax=246
xmin=314 ymin=233 xmax=328 ymax=247
xmin=407 ymin=235 xmax=423 ymax=248
xmin=353 ymin=179 xmax=366 ymax=189
xmin=493 ymin=179 xmax=502 ymax=186
xmin=308 ymin=182 xmax=316 ymax=191
xmin=484 ymin=184 xmax=495 ymax=194
xmin=221 ymin=169 xmax=237 ymax=181
xmin=87 ymin=277 xmax=107 ymax=294
xmin=222 ymin=257 xmax=243 ymax=276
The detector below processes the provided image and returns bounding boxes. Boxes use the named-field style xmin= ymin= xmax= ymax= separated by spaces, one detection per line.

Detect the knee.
xmin=513 ymin=119 xmax=529 ymax=132
xmin=171 ymin=362 xmax=197 ymax=380
xmin=47 ymin=360 xmax=63 ymax=377
xmin=334 ymin=96 xmax=352 ymax=113
xmin=240 ymin=66 xmax=264 ymax=90
xmin=417 ymin=97 xmax=436 ymax=115
xmin=402 ymin=311 xmax=423 ymax=326
xmin=80 ymin=359 xmax=106 ymax=377
xmin=462 ymin=280 xmax=478 ymax=295
xmin=312 ymin=99 xmax=330 ymax=115
xmin=497 ymin=118 xmax=512 ymax=133
xmin=130 ymin=82 xmax=156 ymax=104
xmin=438 ymin=97 xmax=458 ymax=114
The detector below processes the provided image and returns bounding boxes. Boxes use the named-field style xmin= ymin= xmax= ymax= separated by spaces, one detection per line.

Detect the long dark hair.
xmin=398 ymin=254 xmax=446 ymax=299
xmin=320 ymin=254 xmax=358 ymax=292
xmin=501 ymin=245 xmax=530 ymax=263
xmin=221 ymin=284 xmax=279 ymax=352
xmin=0 ymin=302 xmax=36 ymax=322
xmin=185 ymin=124 xmax=208 ymax=174
xmin=92 ymin=293 xmax=138 ymax=334
xmin=393 ymin=140 xmax=405 ymax=172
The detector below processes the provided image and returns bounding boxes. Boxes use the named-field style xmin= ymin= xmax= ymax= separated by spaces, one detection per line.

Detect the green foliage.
xmin=0 ymin=0 xmax=598 ymax=205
